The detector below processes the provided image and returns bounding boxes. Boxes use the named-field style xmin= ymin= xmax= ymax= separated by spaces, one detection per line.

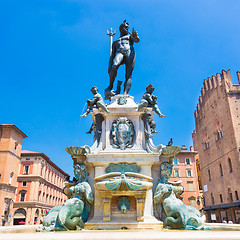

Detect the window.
xmin=24 ymin=166 xmax=29 ymax=174
xmin=174 ymin=169 xmax=180 ymax=177
xmin=235 ymin=191 xmax=239 ymax=201
xmin=219 ymin=164 xmax=223 ymax=176
xmin=188 ymin=181 xmax=194 ymax=191
xmin=220 ymin=194 xmax=223 ymax=203
xmin=38 ymin=192 xmax=41 ymax=202
xmin=22 ymin=182 xmax=27 ymax=187
xmin=211 ymin=193 xmax=215 ymax=204
xmin=204 ymin=140 xmax=210 ymax=150
xmin=228 ymin=158 xmax=233 ymax=173
xmin=229 ymin=192 xmax=233 ymax=202
xmin=173 ymin=159 xmax=179 ymax=165
xmin=186 ymin=169 xmax=192 ymax=177
xmin=185 ymin=158 xmax=191 ymax=165
xmin=20 ymin=193 xmax=25 ymax=202
xmin=188 ymin=196 xmax=196 ymax=207
xmin=14 ymin=142 xmax=18 ymax=154
xmin=9 ymin=172 xmax=14 ymax=185
xmin=208 ymin=169 xmax=211 ymax=181
xmin=217 ymin=128 xmax=223 ymax=140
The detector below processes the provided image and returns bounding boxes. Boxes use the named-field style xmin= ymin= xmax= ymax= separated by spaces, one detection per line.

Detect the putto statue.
xmin=138 ymin=84 xmax=165 ymax=117
xmin=105 ymin=20 xmax=140 ymax=99
xmin=81 ymin=86 xmax=109 ymax=118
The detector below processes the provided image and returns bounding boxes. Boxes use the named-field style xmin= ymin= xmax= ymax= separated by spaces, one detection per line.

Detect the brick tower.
xmin=193 ymin=70 xmax=240 ymax=223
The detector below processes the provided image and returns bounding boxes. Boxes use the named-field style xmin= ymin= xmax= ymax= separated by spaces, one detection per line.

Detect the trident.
xmin=106 ymin=28 xmax=116 ymax=56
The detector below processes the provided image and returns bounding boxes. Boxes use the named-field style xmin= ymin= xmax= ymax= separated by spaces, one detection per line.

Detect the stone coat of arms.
xmin=110 ymin=117 xmax=135 ymax=150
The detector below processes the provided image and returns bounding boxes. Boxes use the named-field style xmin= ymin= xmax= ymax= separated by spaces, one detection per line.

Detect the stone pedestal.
xmin=84 ymin=95 xmax=163 ymax=230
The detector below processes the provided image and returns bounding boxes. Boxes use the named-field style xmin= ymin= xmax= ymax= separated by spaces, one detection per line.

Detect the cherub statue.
xmin=81 ymin=86 xmax=109 ymax=118
xmin=138 ymin=84 xmax=165 ymax=117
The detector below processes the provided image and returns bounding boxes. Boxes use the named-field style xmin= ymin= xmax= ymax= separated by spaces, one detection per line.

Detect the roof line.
xmin=0 ymin=124 xmax=27 ymax=138
xmin=21 ymin=151 xmax=69 ymax=177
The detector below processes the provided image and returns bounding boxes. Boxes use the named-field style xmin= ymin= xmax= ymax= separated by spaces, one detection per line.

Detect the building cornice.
xmin=13 ymin=201 xmax=55 ymax=209
xmin=0 ymin=124 xmax=27 ymax=138
xmin=0 ymin=183 xmax=17 ymax=191
xmin=21 ymin=152 xmax=69 ymax=177
xmin=17 ymin=175 xmax=64 ymax=191
xmin=0 ymin=150 xmax=21 ymax=160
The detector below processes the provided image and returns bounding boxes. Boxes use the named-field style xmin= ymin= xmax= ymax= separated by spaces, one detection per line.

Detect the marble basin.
xmin=65 ymin=145 xmax=91 ymax=156
xmin=161 ymin=146 xmax=182 ymax=157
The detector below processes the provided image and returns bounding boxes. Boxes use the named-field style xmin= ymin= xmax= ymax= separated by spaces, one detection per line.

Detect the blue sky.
xmin=1 ymin=0 xmax=240 ymax=177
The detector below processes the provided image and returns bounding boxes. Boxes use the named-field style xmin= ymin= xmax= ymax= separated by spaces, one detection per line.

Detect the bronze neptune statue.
xmin=105 ymin=20 xmax=140 ymax=99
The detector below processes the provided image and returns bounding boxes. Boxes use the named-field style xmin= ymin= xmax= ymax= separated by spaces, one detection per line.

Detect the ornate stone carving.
xmin=110 ymin=117 xmax=135 ymax=150
xmin=105 ymin=163 xmax=141 ymax=174
xmin=105 ymin=173 xmax=142 ymax=191
xmin=117 ymin=96 xmax=127 ymax=105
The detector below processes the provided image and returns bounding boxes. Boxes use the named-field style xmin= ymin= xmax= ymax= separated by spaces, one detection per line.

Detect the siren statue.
xmin=154 ymin=162 xmax=209 ymax=230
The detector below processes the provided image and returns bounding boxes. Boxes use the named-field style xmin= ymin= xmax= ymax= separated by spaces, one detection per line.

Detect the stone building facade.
xmin=169 ymin=146 xmax=201 ymax=210
xmin=0 ymin=124 xmax=27 ymax=226
xmin=13 ymin=150 xmax=69 ymax=225
xmin=193 ymin=69 xmax=240 ymax=223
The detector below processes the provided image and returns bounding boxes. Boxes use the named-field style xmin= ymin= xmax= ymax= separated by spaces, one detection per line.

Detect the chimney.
xmin=190 ymin=146 xmax=193 ymax=151
xmin=182 ymin=145 xmax=187 ymax=150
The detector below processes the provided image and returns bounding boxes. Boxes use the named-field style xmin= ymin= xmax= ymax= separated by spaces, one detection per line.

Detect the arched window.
xmin=41 ymin=166 xmax=44 ymax=176
xmin=219 ymin=164 xmax=223 ymax=176
xmin=211 ymin=193 xmax=214 ymax=204
xmin=19 ymin=190 xmax=27 ymax=202
xmin=38 ymin=191 xmax=41 ymax=202
xmin=228 ymin=158 xmax=233 ymax=173
xmin=208 ymin=169 xmax=211 ymax=181
xmin=9 ymin=172 xmax=14 ymax=185
xmin=34 ymin=209 xmax=39 ymax=224
xmin=13 ymin=208 xmax=26 ymax=225
xmin=219 ymin=194 xmax=223 ymax=203
xmin=228 ymin=188 xmax=233 ymax=202
xmin=188 ymin=196 xmax=196 ymax=207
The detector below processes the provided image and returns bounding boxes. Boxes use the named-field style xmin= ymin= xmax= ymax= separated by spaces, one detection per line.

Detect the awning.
xmin=14 ymin=213 xmax=26 ymax=219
